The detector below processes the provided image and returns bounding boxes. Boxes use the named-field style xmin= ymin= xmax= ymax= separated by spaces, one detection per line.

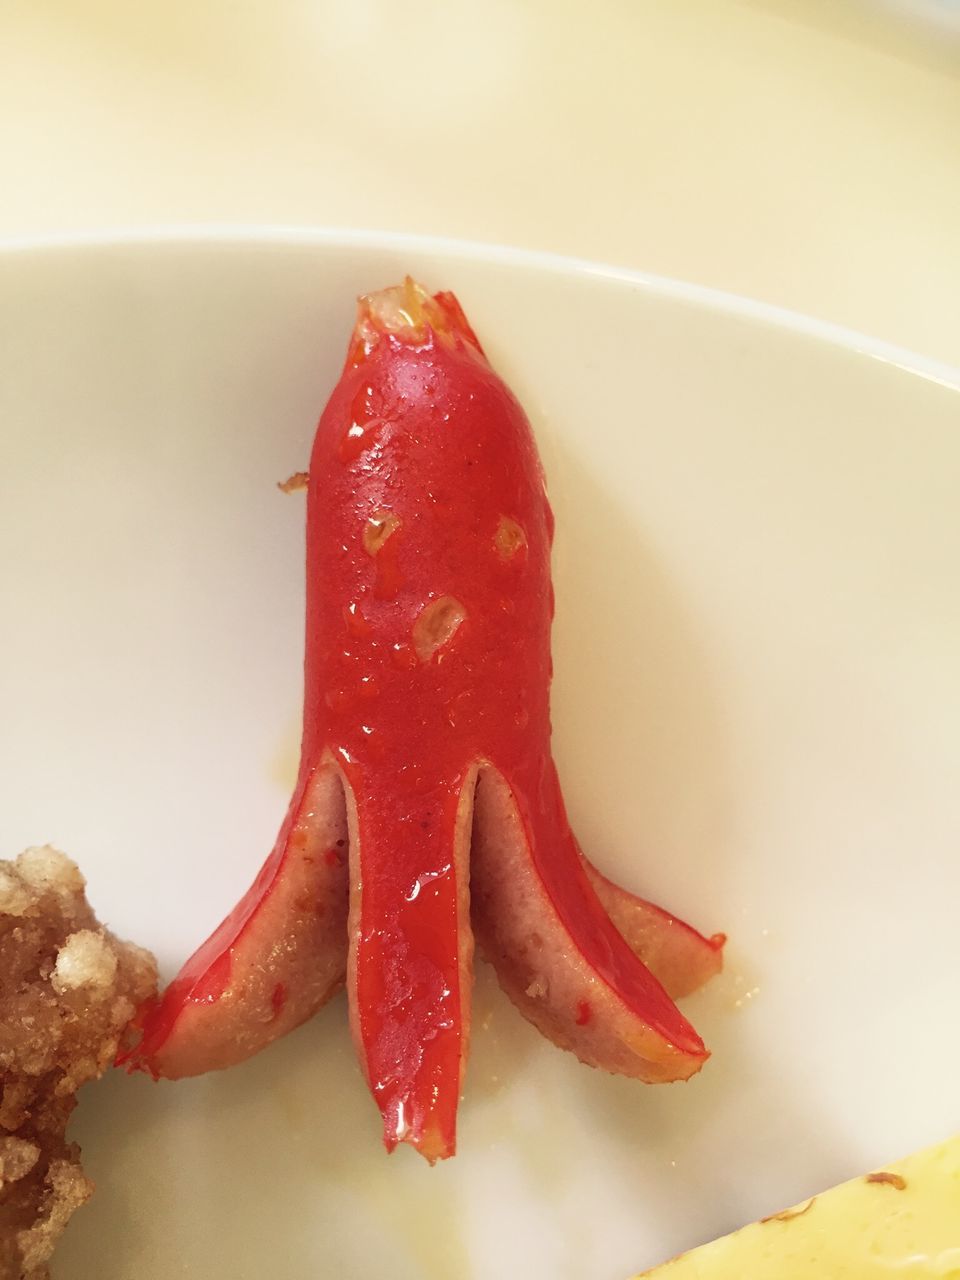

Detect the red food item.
xmin=121 ymin=280 xmax=723 ymax=1162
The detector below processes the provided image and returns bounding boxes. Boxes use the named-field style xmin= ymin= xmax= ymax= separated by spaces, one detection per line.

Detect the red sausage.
xmin=122 ymin=280 xmax=723 ymax=1162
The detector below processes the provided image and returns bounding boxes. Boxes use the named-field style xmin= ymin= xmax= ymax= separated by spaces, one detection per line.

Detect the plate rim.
xmin=2 ymin=223 xmax=959 ymax=394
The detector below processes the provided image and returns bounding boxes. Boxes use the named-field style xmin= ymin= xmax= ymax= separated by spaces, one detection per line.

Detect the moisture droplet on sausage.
xmin=339 ymin=418 xmax=386 ymax=463
xmin=359 ymin=675 xmax=381 ymax=700
xmin=390 ymin=641 xmax=418 ymax=670
xmin=343 ymin=601 xmax=372 ymax=637
xmin=325 ymin=688 xmax=353 ymax=712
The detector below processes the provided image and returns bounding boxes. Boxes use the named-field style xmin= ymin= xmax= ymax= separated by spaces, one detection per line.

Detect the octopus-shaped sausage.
xmin=121 ymin=280 xmax=724 ymax=1163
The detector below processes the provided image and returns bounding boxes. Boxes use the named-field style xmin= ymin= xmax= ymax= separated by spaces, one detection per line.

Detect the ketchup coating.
xmin=122 ymin=281 xmax=720 ymax=1164
xmin=305 ymin=286 xmax=702 ymax=1157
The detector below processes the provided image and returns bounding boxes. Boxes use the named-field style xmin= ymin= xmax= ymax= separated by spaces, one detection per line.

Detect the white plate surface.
xmin=2 ymin=231 xmax=959 ymax=1280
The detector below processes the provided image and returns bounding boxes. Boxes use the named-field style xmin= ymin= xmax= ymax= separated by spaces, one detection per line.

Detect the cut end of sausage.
xmin=381 ymin=1101 xmax=456 ymax=1166
xmin=348 ymin=279 xmax=486 ymax=366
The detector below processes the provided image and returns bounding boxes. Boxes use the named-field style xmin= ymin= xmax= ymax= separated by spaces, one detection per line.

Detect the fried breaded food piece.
xmin=0 ymin=847 xmax=157 ymax=1280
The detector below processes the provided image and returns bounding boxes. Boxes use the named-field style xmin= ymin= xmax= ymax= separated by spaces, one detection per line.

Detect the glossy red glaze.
xmin=125 ymin=281 xmax=717 ymax=1162
xmin=303 ymin=284 xmax=703 ymax=1157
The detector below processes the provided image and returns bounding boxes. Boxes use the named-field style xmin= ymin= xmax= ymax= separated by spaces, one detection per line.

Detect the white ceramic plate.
xmin=2 ymin=231 xmax=959 ymax=1280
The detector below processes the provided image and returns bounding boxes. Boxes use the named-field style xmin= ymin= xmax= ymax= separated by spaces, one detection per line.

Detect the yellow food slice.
xmin=636 ymin=1136 xmax=960 ymax=1279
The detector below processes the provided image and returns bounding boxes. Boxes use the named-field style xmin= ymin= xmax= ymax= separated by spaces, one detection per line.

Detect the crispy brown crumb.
xmin=760 ymin=1197 xmax=816 ymax=1224
xmin=866 ymin=1170 xmax=907 ymax=1190
xmin=277 ymin=471 xmax=309 ymax=493
xmin=0 ymin=846 xmax=157 ymax=1279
